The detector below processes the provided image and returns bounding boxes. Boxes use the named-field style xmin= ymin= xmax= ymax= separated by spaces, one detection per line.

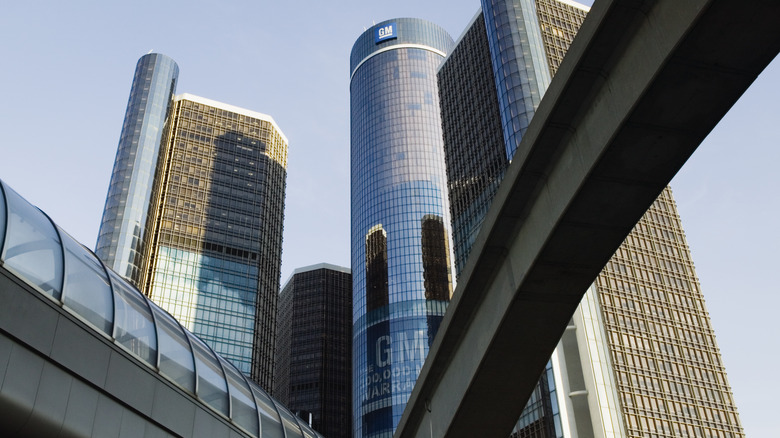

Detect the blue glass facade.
xmin=481 ymin=0 xmax=551 ymax=160
xmin=148 ymin=247 xmax=259 ymax=375
xmin=96 ymin=53 xmax=179 ymax=285
xmin=350 ymin=18 xmax=455 ymax=438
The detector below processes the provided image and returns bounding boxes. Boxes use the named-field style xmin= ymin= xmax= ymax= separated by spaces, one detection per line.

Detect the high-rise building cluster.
xmin=97 ymin=54 xmax=287 ymax=391
xmin=349 ymin=1 xmax=744 ymax=438
xmin=93 ymin=1 xmax=744 ymax=437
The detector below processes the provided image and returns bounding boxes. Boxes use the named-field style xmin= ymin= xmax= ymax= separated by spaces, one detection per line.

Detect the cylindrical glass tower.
xmin=350 ymin=18 xmax=455 ymax=438
xmin=95 ymin=53 xmax=179 ymax=285
xmin=482 ymin=0 xmax=551 ymax=160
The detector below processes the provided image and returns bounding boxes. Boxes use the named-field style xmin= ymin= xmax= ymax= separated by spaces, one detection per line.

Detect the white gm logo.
xmin=375 ymin=22 xmax=397 ymax=43
xmin=378 ymin=25 xmax=393 ymax=38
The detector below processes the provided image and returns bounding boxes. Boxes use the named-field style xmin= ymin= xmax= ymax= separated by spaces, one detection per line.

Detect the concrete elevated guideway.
xmin=396 ymin=0 xmax=780 ymax=437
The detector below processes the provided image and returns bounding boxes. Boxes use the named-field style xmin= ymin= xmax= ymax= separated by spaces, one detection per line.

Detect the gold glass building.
xmin=439 ymin=1 xmax=744 ymax=436
xmin=595 ymin=188 xmax=743 ymax=437
xmin=97 ymin=67 xmax=288 ymax=392
xmin=139 ymin=94 xmax=287 ymax=390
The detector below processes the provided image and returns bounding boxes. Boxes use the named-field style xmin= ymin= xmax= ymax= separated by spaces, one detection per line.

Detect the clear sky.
xmin=0 ymin=1 xmax=776 ymax=435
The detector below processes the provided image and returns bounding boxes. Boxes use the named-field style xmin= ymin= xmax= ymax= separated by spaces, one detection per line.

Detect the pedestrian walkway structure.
xmin=0 ymin=179 xmax=320 ymax=438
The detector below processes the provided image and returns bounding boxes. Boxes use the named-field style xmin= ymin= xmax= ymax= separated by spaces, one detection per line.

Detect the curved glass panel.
xmin=251 ymin=385 xmax=284 ymax=438
xmin=298 ymin=420 xmax=317 ymax=438
xmin=151 ymin=302 xmax=195 ymax=392
xmin=95 ymin=53 xmax=179 ymax=284
xmin=0 ymin=182 xmax=6 ymax=255
xmin=0 ymin=184 xmax=63 ymax=299
xmin=276 ymin=403 xmax=304 ymax=438
xmin=59 ymin=229 xmax=113 ymax=334
xmin=220 ymin=357 xmax=259 ymax=435
xmin=188 ymin=333 xmax=229 ymax=415
xmin=108 ymin=270 xmax=157 ymax=364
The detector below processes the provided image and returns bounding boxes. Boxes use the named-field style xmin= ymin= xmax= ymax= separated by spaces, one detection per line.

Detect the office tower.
xmin=438 ymin=1 xmax=744 ymax=437
xmin=275 ymin=264 xmax=353 ymax=438
xmin=140 ymin=93 xmax=287 ymax=390
xmin=96 ymin=53 xmax=179 ymax=286
xmin=97 ymin=54 xmax=287 ymax=392
xmin=350 ymin=19 xmax=455 ymax=438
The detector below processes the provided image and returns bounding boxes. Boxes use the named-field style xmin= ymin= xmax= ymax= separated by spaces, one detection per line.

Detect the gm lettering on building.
xmin=375 ymin=22 xmax=397 ymax=43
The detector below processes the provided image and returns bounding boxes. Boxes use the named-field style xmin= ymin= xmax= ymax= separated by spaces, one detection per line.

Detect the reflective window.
xmin=60 ymin=229 xmax=113 ymax=334
xmin=276 ymin=404 xmax=304 ymax=438
xmin=251 ymin=386 xmax=284 ymax=438
xmin=109 ymin=270 xmax=157 ymax=364
xmin=220 ymin=357 xmax=259 ymax=434
xmin=189 ymin=332 xmax=229 ymax=415
xmin=0 ymin=183 xmax=63 ymax=299
xmin=151 ymin=303 xmax=195 ymax=392
xmin=421 ymin=215 xmax=452 ymax=300
xmin=365 ymin=225 xmax=388 ymax=311
xmin=298 ymin=421 xmax=317 ymax=438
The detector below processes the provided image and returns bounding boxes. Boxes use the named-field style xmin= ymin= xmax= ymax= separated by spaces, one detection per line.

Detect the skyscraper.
xmin=97 ymin=55 xmax=287 ymax=391
xmin=350 ymin=19 xmax=455 ymax=438
xmin=438 ymin=1 xmax=744 ymax=437
xmin=96 ymin=53 xmax=179 ymax=286
xmin=140 ymin=93 xmax=287 ymax=390
xmin=275 ymin=263 xmax=353 ymax=438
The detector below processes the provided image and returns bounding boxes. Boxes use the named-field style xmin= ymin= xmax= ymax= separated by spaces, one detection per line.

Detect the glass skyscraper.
xmin=96 ymin=55 xmax=287 ymax=392
xmin=96 ymin=53 xmax=179 ymax=286
xmin=140 ymin=94 xmax=287 ymax=390
xmin=483 ymin=0 xmax=552 ymax=160
xmin=438 ymin=1 xmax=744 ymax=437
xmin=350 ymin=18 xmax=455 ymax=438
xmin=275 ymin=264 xmax=353 ymax=438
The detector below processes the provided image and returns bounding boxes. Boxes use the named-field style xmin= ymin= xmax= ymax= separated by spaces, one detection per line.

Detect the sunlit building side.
xmin=439 ymin=0 xmax=744 ymax=437
xmin=140 ymin=94 xmax=287 ymax=390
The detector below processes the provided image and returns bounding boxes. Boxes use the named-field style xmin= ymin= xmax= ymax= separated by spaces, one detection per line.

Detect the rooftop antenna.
xmin=147 ymin=49 xmax=154 ymax=54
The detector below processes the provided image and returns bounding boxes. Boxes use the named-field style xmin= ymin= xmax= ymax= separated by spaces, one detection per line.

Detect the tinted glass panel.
xmin=60 ymin=229 xmax=113 ymax=334
xmin=189 ymin=333 xmax=229 ymax=415
xmin=298 ymin=421 xmax=317 ymax=438
xmin=1 ymin=184 xmax=63 ymax=299
xmin=421 ymin=215 xmax=452 ymax=300
xmin=109 ymin=270 xmax=157 ymax=364
xmin=276 ymin=404 xmax=304 ymax=438
xmin=152 ymin=303 xmax=195 ymax=392
xmin=220 ymin=357 xmax=258 ymax=434
xmin=251 ymin=386 xmax=284 ymax=438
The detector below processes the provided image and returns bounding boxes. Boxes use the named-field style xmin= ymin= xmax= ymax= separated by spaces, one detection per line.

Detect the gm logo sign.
xmin=375 ymin=22 xmax=397 ymax=43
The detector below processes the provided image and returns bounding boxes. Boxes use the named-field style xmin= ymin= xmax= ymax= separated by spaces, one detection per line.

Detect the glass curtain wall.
xmin=350 ymin=18 xmax=455 ymax=438
xmin=95 ymin=53 xmax=178 ymax=286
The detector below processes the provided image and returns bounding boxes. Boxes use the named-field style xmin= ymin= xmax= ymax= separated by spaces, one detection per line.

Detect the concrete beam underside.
xmin=396 ymin=0 xmax=780 ymax=437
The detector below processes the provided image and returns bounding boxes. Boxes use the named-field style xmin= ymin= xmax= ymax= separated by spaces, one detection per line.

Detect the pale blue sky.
xmin=0 ymin=1 xmax=776 ymax=435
